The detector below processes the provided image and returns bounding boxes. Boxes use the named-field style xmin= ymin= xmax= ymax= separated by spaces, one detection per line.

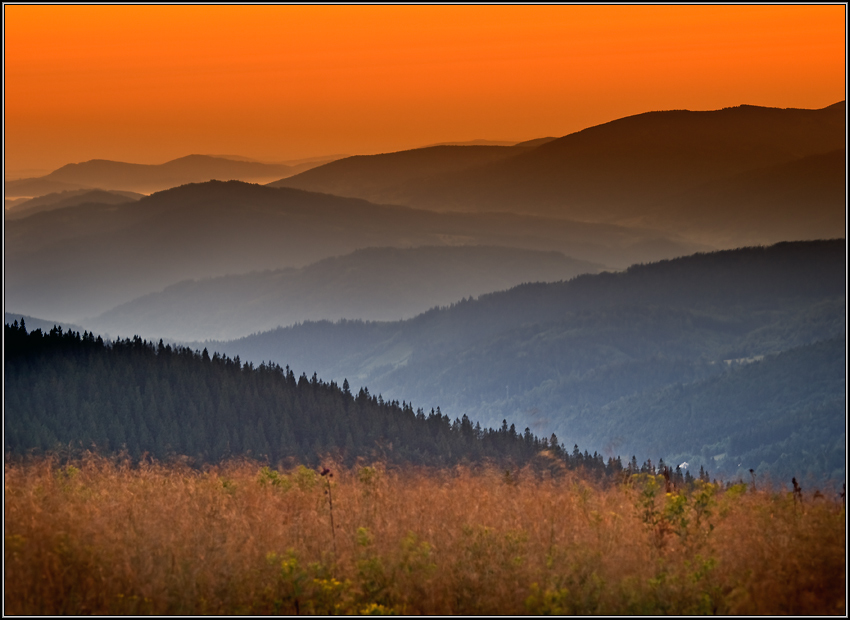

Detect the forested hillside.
xmin=597 ymin=338 xmax=845 ymax=481
xmin=3 ymin=312 xmax=85 ymax=336
xmin=4 ymin=320 xmax=627 ymax=477
xmin=206 ymin=240 xmax=846 ymax=481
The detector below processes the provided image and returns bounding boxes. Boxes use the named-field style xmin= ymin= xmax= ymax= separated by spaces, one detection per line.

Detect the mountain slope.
xmin=273 ymin=103 xmax=845 ymax=245
xmin=268 ymin=144 xmax=530 ymax=206
xmin=5 ymin=180 xmax=703 ymax=322
xmin=4 ymin=189 xmax=144 ymax=220
xmin=206 ymin=240 xmax=846 ymax=479
xmin=643 ymin=148 xmax=847 ymax=246
xmin=4 ymin=321 xmax=575 ymax=468
xmin=4 ymin=177 xmax=91 ymax=198
xmin=33 ymin=154 xmax=295 ymax=194
xmin=3 ymin=313 xmax=86 ymax=336
xmin=596 ymin=338 xmax=845 ymax=481
xmin=87 ymin=246 xmax=603 ymax=342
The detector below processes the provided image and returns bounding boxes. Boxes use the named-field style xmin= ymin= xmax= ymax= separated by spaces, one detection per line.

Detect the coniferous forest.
xmin=4 ymin=322 xmax=844 ymax=617
xmin=4 ymin=9 xmax=846 ymax=613
xmin=4 ymin=320 xmax=632 ymax=478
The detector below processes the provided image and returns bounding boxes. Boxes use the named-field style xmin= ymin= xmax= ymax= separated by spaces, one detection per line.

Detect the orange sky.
xmin=4 ymin=5 xmax=846 ymax=175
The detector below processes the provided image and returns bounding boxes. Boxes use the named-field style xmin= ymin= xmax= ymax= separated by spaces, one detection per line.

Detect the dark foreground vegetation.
xmin=4 ymin=456 xmax=845 ymax=615
xmin=5 ymin=320 xmax=621 ymax=474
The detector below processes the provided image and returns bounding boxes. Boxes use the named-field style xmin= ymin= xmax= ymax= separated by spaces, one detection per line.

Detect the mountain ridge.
xmin=272 ymin=102 xmax=845 ymax=246
xmin=4 ymin=188 xmax=144 ymax=220
xmin=5 ymin=180 xmax=705 ymax=322
xmin=202 ymin=239 xmax=845 ymax=479
xmin=85 ymin=245 xmax=604 ymax=342
xmin=4 ymin=154 xmax=337 ymax=197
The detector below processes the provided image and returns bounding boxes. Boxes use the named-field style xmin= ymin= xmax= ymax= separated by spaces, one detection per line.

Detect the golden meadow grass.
xmin=4 ymin=454 xmax=845 ymax=615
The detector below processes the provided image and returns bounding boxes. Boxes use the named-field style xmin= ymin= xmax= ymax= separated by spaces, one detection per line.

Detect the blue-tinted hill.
xmin=205 ymin=240 xmax=846 ymax=481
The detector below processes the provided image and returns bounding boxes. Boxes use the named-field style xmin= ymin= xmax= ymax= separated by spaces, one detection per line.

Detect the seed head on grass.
xmin=321 ymin=466 xmax=337 ymax=558
xmin=792 ymin=477 xmax=803 ymax=508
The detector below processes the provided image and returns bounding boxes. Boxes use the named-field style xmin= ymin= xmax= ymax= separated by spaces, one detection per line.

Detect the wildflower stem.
xmin=322 ymin=467 xmax=337 ymax=557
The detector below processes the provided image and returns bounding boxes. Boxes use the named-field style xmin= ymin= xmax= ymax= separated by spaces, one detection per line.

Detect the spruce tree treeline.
xmin=5 ymin=321 xmax=644 ymax=477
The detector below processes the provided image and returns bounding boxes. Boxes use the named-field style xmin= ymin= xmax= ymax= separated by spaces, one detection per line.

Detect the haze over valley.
xmin=5 ymin=98 xmax=845 ymax=486
xmin=199 ymin=240 xmax=845 ymax=480
xmin=3 ymin=154 xmax=341 ymax=198
xmin=5 ymin=8 xmax=846 ymax=614
xmin=5 ymin=179 xmax=704 ymax=322
xmin=86 ymin=246 xmax=603 ymax=342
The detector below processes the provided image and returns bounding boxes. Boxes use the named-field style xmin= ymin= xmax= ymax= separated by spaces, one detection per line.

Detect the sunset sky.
xmin=4 ymin=5 xmax=846 ymax=176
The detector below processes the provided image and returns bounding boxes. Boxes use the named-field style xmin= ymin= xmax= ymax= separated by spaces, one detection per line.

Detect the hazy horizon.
xmin=5 ymin=6 xmax=844 ymax=174
xmin=3 ymin=10 xmax=846 ymax=609
xmin=4 ymin=1 xmax=847 ymax=514
xmin=5 ymin=102 xmax=845 ymax=183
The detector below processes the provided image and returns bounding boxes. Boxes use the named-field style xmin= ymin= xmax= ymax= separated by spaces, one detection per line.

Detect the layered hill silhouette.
xmin=643 ymin=148 xmax=847 ymax=246
xmin=4 ymin=189 xmax=143 ymax=220
xmin=5 ymin=180 xmax=703 ymax=322
xmin=4 ymin=177 xmax=92 ymax=198
xmin=268 ymin=144 xmax=534 ymax=205
xmin=205 ymin=240 xmax=846 ymax=480
xmin=273 ymin=103 xmax=845 ymax=246
xmin=4 ymin=154 xmax=331 ymax=197
xmin=5 ymin=197 xmax=30 ymax=211
xmin=87 ymin=246 xmax=603 ymax=342
xmin=420 ymin=137 xmax=558 ymax=148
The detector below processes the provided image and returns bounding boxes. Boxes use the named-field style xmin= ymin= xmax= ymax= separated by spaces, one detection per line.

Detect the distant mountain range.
xmin=272 ymin=102 xmax=845 ymax=247
xmin=4 ymin=189 xmax=144 ymax=220
xmin=643 ymin=148 xmax=846 ymax=247
xmin=5 ymin=197 xmax=31 ymax=211
xmin=267 ymin=143 xmax=539 ymax=206
xmin=421 ymin=137 xmax=558 ymax=148
xmin=3 ymin=154 xmax=335 ymax=197
xmin=268 ymin=144 xmax=531 ymax=203
xmin=86 ymin=246 xmax=603 ymax=342
xmin=204 ymin=240 xmax=846 ymax=480
xmin=8 ymin=103 xmax=841 ymax=248
xmin=5 ymin=180 xmax=703 ymax=322
xmin=3 ymin=101 xmax=844 ymax=486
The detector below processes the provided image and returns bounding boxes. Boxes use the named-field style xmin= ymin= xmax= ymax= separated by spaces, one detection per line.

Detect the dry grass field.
xmin=4 ymin=454 xmax=845 ymax=615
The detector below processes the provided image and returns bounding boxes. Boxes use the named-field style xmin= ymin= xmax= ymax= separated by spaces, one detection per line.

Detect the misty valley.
xmin=5 ymin=101 xmax=846 ymax=615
